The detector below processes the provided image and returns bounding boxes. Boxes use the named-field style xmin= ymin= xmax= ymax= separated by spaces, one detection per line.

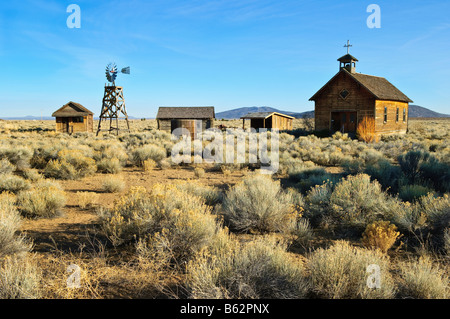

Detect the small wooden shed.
xmin=156 ymin=107 xmax=215 ymax=139
xmin=52 ymin=102 xmax=94 ymax=134
xmin=241 ymin=112 xmax=294 ymax=130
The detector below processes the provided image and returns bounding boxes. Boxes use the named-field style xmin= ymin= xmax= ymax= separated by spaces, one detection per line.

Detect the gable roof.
xmin=309 ymin=68 xmax=413 ymax=103
xmin=240 ymin=112 xmax=294 ymax=119
xmin=52 ymin=102 xmax=93 ymax=117
xmin=156 ymin=107 xmax=215 ymax=119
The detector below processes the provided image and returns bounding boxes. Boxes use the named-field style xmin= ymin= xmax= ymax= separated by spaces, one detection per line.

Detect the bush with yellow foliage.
xmin=361 ymin=220 xmax=401 ymax=253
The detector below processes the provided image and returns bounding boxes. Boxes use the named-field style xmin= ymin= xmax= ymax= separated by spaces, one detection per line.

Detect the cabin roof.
xmin=309 ymin=68 xmax=413 ymax=103
xmin=52 ymin=102 xmax=94 ymax=117
xmin=240 ymin=111 xmax=295 ymax=119
xmin=156 ymin=107 xmax=215 ymax=119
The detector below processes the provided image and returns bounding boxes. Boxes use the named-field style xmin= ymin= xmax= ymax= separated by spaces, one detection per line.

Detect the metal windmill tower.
xmin=96 ymin=63 xmax=131 ymax=136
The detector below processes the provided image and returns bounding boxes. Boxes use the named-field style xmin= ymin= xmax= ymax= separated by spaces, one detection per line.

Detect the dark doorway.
xmin=331 ymin=111 xmax=357 ymax=133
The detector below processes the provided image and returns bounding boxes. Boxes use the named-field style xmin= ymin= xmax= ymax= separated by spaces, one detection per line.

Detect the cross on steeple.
xmin=344 ymin=40 xmax=352 ymax=54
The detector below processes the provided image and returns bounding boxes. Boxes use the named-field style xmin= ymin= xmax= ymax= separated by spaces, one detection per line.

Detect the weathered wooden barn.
xmin=309 ymin=54 xmax=413 ymax=137
xmin=52 ymin=102 xmax=94 ymax=134
xmin=241 ymin=112 xmax=294 ymax=130
xmin=156 ymin=107 xmax=215 ymax=139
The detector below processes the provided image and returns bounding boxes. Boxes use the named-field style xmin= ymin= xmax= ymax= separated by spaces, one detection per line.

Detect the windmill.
xmin=96 ymin=63 xmax=131 ymax=135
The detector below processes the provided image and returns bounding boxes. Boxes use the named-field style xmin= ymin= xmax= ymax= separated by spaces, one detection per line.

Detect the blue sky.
xmin=1 ymin=0 xmax=449 ymax=118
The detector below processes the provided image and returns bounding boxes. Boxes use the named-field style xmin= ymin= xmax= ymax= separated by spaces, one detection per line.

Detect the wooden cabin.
xmin=156 ymin=107 xmax=215 ymax=139
xmin=241 ymin=112 xmax=294 ymax=130
xmin=52 ymin=102 xmax=94 ymax=134
xmin=309 ymin=54 xmax=413 ymax=137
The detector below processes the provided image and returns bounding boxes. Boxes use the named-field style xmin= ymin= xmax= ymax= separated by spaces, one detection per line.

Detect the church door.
xmin=331 ymin=111 xmax=357 ymax=134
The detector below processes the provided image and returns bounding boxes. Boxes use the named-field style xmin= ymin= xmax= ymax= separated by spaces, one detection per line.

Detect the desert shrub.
xmin=96 ymin=158 xmax=122 ymax=174
xmin=17 ymin=180 xmax=66 ymax=218
xmin=361 ymin=221 xmax=401 ymax=253
xmin=364 ymin=159 xmax=401 ymax=193
xmin=0 ymin=147 xmax=32 ymax=171
xmin=294 ymin=169 xmax=341 ymax=194
xmin=444 ymin=228 xmax=450 ymax=255
xmin=44 ymin=159 xmax=76 ymax=180
xmin=194 ymin=167 xmax=205 ymax=179
xmin=77 ymin=191 xmax=100 ymax=209
xmin=142 ymin=159 xmax=157 ymax=171
xmin=417 ymin=194 xmax=450 ymax=231
xmin=397 ymin=150 xmax=430 ymax=185
xmin=175 ymin=181 xmax=222 ymax=206
xmin=0 ymin=158 xmax=15 ymax=175
xmin=396 ymin=149 xmax=450 ymax=193
xmin=329 ymin=174 xmax=391 ymax=230
xmin=0 ymin=174 xmax=30 ymax=194
xmin=187 ymin=237 xmax=309 ymax=299
xmin=99 ymin=185 xmax=222 ymax=266
xmin=0 ymin=256 xmax=41 ymax=299
xmin=222 ymin=174 xmax=297 ymax=233
xmin=399 ymin=185 xmax=434 ymax=203
xmin=131 ymin=145 xmax=167 ymax=167
xmin=101 ymin=176 xmax=125 ymax=193
xmin=399 ymin=256 xmax=448 ymax=299
xmin=30 ymin=145 xmax=61 ymax=169
xmin=158 ymin=158 xmax=172 ymax=169
xmin=304 ymin=182 xmax=333 ymax=226
xmin=0 ymin=193 xmax=31 ymax=257
xmin=44 ymin=150 xmax=96 ymax=180
xmin=220 ymin=166 xmax=231 ymax=176
xmin=419 ymin=156 xmax=450 ymax=193
xmin=307 ymin=241 xmax=396 ymax=299
xmin=356 ymin=117 xmax=378 ymax=143
xmin=90 ymin=141 xmax=128 ymax=165
xmin=20 ymin=169 xmax=43 ymax=182
xmin=291 ymin=218 xmax=314 ymax=248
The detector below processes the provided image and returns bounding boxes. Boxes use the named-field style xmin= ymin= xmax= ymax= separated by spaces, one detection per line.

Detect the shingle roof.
xmin=309 ymin=68 xmax=413 ymax=103
xmin=348 ymin=71 xmax=413 ymax=103
xmin=52 ymin=102 xmax=93 ymax=117
xmin=156 ymin=107 xmax=215 ymax=119
xmin=338 ymin=54 xmax=359 ymax=62
xmin=240 ymin=112 xmax=295 ymax=119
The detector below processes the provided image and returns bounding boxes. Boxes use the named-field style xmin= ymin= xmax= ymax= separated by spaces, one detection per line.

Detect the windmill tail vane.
xmin=121 ymin=66 xmax=130 ymax=74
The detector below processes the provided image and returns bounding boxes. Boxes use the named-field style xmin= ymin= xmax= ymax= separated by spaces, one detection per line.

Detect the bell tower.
xmin=338 ymin=40 xmax=358 ymax=73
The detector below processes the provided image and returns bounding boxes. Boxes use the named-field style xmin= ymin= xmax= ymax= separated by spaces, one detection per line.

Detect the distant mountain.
xmin=408 ymin=105 xmax=449 ymax=118
xmin=216 ymin=107 xmax=313 ymax=119
xmin=1 ymin=105 xmax=446 ymax=121
xmin=216 ymin=105 xmax=448 ymax=119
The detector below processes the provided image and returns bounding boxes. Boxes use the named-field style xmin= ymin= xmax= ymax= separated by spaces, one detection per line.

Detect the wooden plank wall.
xmin=271 ymin=114 xmax=293 ymax=130
xmin=55 ymin=115 xmax=93 ymax=133
xmin=314 ymin=72 xmax=375 ymax=131
xmin=158 ymin=119 xmax=214 ymax=133
xmin=375 ymin=100 xmax=408 ymax=135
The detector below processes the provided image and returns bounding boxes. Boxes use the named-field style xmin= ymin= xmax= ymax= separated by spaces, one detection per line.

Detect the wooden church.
xmin=310 ymin=45 xmax=413 ymax=137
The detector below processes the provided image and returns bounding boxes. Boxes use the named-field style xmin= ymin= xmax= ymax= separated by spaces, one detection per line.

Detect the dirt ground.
xmin=20 ymin=166 xmax=247 ymax=254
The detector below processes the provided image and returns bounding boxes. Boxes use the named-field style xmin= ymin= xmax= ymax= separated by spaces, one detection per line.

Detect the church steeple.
xmin=338 ymin=40 xmax=358 ymax=73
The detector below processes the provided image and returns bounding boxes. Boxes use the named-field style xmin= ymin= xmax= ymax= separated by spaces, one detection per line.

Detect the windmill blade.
xmin=106 ymin=63 xmax=118 ymax=83
xmin=121 ymin=66 xmax=130 ymax=74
